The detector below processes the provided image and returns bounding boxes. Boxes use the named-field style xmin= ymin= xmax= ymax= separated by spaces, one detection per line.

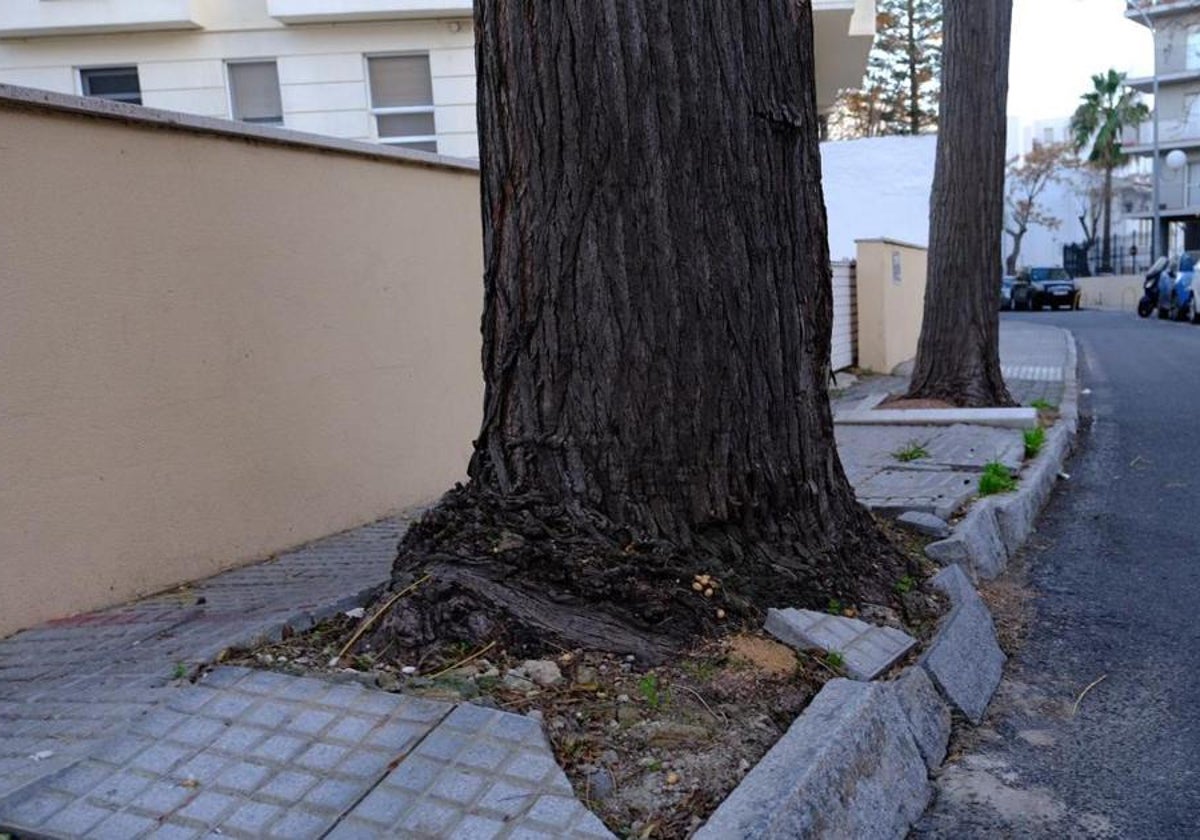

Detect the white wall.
xmin=820 ymin=135 xmax=938 ymax=262
xmin=0 ymin=3 xmax=477 ymax=156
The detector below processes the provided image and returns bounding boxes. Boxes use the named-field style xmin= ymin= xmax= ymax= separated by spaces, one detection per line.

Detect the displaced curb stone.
xmin=695 ymin=679 xmax=930 ymax=840
xmin=924 ymin=500 xmax=1008 ymax=581
xmin=887 ymin=667 xmax=951 ymax=772
xmin=921 ymin=565 xmax=1006 ymax=724
xmin=765 ymin=608 xmax=916 ymax=681
xmin=923 ymin=330 xmax=1080 ymax=580
xmin=897 ymin=511 xmax=951 ymax=540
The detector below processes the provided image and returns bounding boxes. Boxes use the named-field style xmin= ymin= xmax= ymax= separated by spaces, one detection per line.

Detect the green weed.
xmin=894 ymin=575 xmax=917 ymax=595
xmin=979 ymin=461 xmax=1017 ymax=496
xmin=1030 ymin=398 xmax=1057 ymax=411
xmin=825 ymin=651 xmax=845 ymax=670
xmin=892 ymin=440 xmax=931 ymax=462
xmin=637 ymin=673 xmax=666 ymax=709
xmin=172 ymin=662 xmax=187 ymax=680
xmin=1023 ymin=426 xmax=1046 ymax=459
xmin=826 ymin=598 xmax=844 ymax=615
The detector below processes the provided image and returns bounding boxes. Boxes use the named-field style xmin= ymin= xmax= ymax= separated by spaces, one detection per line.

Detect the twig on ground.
xmin=332 ymin=574 xmax=432 ymax=664
xmin=1071 ymin=674 xmax=1108 ymax=717
xmin=425 ymin=640 xmax=498 ymax=680
xmin=679 ymin=685 xmax=727 ymax=723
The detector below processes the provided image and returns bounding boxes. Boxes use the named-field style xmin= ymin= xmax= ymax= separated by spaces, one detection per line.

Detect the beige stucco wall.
xmin=1077 ymin=274 xmax=1145 ymax=311
xmin=854 ymin=239 xmax=929 ymax=374
xmin=0 ymin=92 xmax=484 ymax=637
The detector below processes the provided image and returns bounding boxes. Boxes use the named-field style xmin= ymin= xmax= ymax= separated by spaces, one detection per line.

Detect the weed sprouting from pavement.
xmin=979 ymin=461 xmax=1018 ymax=495
xmin=1024 ymin=427 xmax=1046 ymax=459
xmin=893 ymin=440 xmax=931 ymax=462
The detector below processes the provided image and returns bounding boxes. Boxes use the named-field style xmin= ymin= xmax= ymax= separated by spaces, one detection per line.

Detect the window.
xmin=1187 ymin=162 xmax=1200 ymax=207
xmin=80 ymin=66 xmax=141 ymax=105
xmin=228 ymin=61 xmax=283 ymax=125
xmin=1188 ymin=25 xmax=1200 ymax=71
xmin=1042 ymin=127 xmax=1055 ymax=144
xmin=367 ymin=55 xmax=436 ymax=152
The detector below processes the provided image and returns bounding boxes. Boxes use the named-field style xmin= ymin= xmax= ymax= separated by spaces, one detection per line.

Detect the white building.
xmin=0 ymin=0 xmax=877 ymax=160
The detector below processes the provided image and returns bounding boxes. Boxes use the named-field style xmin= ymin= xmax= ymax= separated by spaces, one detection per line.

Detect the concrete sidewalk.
xmin=0 ymin=321 xmax=1073 ymax=839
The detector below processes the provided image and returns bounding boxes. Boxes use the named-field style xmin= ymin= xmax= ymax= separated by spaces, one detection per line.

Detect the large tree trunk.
xmin=907 ymin=0 xmax=1015 ymax=407
xmin=382 ymin=0 xmax=905 ymax=664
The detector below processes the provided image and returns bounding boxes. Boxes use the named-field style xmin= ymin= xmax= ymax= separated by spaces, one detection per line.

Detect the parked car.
xmin=1155 ymin=253 xmax=1198 ymax=322
xmin=1000 ymin=274 xmax=1032 ymax=311
xmin=1018 ymin=266 xmax=1079 ymax=311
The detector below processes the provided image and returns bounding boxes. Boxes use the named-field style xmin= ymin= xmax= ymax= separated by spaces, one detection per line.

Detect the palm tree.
xmin=1070 ymin=69 xmax=1148 ymax=273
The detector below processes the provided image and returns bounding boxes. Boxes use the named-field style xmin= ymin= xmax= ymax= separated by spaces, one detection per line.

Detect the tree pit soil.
xmin=225 ymin=579 xmax=945 ymax=839
xmin=878 ymin=394 xmax=959 ymax=411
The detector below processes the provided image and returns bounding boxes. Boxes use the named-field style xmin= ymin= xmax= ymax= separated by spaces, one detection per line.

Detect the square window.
xmin=229 ymin=60 xmax=284 ymax=125
xmin=367 ymin=54 xmax=437 ymax=152
xmin=80 ymin=66 xmax=141 ymax=105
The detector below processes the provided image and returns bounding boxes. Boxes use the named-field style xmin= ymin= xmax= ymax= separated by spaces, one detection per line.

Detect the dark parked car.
xmin=1019 ymin=266 xmax=1079 ymax=311
xmin=1000 ymin=274 xmax=1033 ymax=311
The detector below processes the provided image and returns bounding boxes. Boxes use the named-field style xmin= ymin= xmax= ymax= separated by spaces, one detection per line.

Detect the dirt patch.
xmin=878 ymin=395 xmax=958 ymax=410
xmin=224 ymin=556 xmax=945 ymax=838
xmin=977 ymin=559 xmax=1037 ymax=654
xmin=227 ymin=629 xmax=833 ymax=838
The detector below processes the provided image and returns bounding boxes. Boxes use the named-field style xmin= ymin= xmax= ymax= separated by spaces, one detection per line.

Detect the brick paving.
xmin=0 ymin=321 xmax=1072 ymax=838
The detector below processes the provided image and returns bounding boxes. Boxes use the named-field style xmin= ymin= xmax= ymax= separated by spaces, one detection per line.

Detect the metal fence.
xmin=1063 ymin=230 xmax=1157 ymax=277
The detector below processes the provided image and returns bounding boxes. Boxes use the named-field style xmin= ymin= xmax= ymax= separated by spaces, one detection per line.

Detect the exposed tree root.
xmin=370 ymin=485 xmax=912 ymax=667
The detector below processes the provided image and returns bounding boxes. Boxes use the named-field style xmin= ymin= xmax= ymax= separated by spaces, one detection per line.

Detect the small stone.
xmin=479 ymin=667 xmax=500 ymax=680
xmin=716 ymin=609 xmax=726 ymax=620
xmin=665 ymin=771 xmax=680 ymax=786
xmin=897 ymin=511 xmax=952 ymax=540
xmin=502 ymin=673 xmax=537 ymax=692
xmin=616 ymin=694 xmax=631 ymax=703
xmin=692 ymin=582 xmax=704 ymax=591
xmin=401 ymin=665 xmax=418 ymax=675
xmin=514 ymin=659 xmax=564 ymax=687
xmin=527 ymin=709 xmax=545 ymax=723
xmin=343 ymin=607 xmax=366 ymax=619
xmin=576 ymin=666 xmax=599 ymax=685
xmin=738 ymin=758 xmax=751 ymax=773
xmin=586 ymin=768 xmax=616 ymax=800
xmin=376 ymin=671 xmax=401 ymax=692
xmin=704 ymin=588 xmax=714 ymax=598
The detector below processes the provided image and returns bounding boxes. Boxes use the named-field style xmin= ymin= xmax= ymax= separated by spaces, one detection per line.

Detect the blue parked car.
xmin=1157 ymin=253 xmax=1198 ymax=322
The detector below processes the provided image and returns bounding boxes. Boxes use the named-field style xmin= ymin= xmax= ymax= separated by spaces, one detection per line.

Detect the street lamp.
xmin=1125 ymin=0 xmax=1161 ymax=260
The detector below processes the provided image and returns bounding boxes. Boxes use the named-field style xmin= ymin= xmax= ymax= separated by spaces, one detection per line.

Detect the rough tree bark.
xmin=380 ymin=0 xmax=906 ymax=664
xmin=906 ymin=0 xmax=1015 ymax=406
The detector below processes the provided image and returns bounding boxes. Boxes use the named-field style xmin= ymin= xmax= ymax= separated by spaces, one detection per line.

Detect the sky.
xmin=1008 ymin=0 xmax=1153 ymax=124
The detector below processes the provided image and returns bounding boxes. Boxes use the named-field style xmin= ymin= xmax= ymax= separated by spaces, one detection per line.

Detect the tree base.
xmin=372 ymin=485 xmax=912 ymax=666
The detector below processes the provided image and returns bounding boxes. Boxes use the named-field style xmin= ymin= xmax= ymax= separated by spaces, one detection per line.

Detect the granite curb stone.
xmin=887 ymin=667 xmax=951 ymax=772
xmin=694 ymin=679 xmax=931 ymax=840
xmin=922 ymin=329 xmax=1080 ymax=581
xmin=920 ymin=565 xmax=1006 ymax=724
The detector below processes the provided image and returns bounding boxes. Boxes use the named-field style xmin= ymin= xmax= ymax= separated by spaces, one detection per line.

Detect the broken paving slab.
xmin=765 ymin=608 xmax=916 ymax=681
xmin=920 ymin=424 xmax=1025 ymax=472
xmin=854 ymin=467 xmax=979 ymax=520
xmin=920 ymin=565 xmax=1006 ymax=724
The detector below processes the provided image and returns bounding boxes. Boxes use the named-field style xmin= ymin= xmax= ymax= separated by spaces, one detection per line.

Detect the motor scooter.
xmin=1137 ymin=256 xmax=1170 ymax=318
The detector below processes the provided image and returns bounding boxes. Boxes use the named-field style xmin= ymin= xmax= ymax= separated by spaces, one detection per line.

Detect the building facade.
xmin=1124 ymin=0 xmax=1200 ymax=253
xmin=0 ymin=0 xmax=876 ymax=160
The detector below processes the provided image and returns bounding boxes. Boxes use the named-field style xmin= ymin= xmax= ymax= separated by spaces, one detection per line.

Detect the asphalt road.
xmin=914 ymin=309 xmax=1200 ymax=839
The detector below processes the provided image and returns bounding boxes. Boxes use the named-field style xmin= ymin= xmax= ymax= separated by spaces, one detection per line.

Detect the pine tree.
xmin=830 ymin=0 xmax=943 ymax=139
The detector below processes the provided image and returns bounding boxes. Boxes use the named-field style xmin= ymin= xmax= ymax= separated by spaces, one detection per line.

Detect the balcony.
xmin=1126 ymin=0 xmax=1200 ymax=25
xmin=1122 ymin=117 xmax=1200 ymax=153
xmin=813 ymin=0 xmax=876 ymax=111
xmin=0 ymin=0 xmax=202 ymax=39
xmin=266 ymin=0 xmax=472 ymax=24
